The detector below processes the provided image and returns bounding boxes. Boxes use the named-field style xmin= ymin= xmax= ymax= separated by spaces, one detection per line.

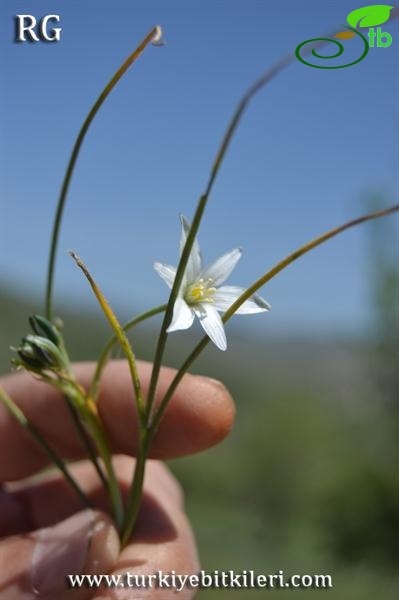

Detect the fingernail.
xmin=30 ymin=509 xmax=94 ymax=597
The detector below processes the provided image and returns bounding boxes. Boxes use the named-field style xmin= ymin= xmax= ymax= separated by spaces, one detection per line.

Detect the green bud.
xmin=29 ymin=315 xmax=63 ymax=348
xmin=18 ymin=335 xmax=67 ymax=372
xmin=17 ymin=342 xmax=46 ymax=371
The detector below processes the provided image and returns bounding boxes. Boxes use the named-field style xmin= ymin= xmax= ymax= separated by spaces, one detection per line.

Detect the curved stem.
xmin=0 ymin=388 xmax=91 ymax=508
xmin=145 ymin=50 xmax=300 ymax=424
xmin=149 ymin=204 xmax=399 ymax=435
xmin=45 ymin=26 xmax=161 ymax=321
xmin=89 ymin=304 xmax=167 ymax=402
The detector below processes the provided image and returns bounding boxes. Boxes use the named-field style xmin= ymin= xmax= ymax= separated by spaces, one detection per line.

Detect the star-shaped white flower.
xmin=154 ymin=215 xmax=271 ymax=351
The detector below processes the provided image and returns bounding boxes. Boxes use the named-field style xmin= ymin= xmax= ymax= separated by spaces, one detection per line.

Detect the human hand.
xmin=0 ymin=360 xmax=234 ymax=599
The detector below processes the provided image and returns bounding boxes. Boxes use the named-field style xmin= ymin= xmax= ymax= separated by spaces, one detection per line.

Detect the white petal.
xmin=200 ymin=248 xmax=242 ymax=287
xmin=179 ymin=214 xmax=202 ymax=283
xmin=194 ymin=304 xmax=227 ymax=351
xmin=167 ymin=297 xmax=195 ymax=332
xmin=213 ymin=286 xmax=271 ymax=314
xmin=154 ymin=262 xmax=177 ymax=289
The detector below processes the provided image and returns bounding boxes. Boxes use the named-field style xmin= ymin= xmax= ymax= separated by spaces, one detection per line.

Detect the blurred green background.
xmin=1 ymin=216 xmax=397 ymax=599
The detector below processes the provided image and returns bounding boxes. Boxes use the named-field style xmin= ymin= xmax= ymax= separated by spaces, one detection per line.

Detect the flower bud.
xmin=17 ymin=335 xmax=67 ymax=372
xmin=17 ymin=341 xmax=46 ymax=371
xmin=29 ymin=315 xmax=63 ymax=348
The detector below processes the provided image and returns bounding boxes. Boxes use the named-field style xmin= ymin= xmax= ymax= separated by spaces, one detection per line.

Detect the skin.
xmin=0 ymin=360 xmax=235 ymax=599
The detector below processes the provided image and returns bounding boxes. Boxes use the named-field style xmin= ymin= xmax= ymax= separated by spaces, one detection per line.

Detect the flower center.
xmin=185 ymin=278 xmax=216 ymax=305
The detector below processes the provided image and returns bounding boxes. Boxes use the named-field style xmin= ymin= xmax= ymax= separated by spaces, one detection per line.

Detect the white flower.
xmin=154 ymin=215 xmax=270 ymax=351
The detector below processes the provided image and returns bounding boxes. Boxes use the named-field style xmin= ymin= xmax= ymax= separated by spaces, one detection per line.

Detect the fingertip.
xmin=151 ymin=373 xmax=235 ymax=458
xmin=189 ymin=375 xmax=236 ymax=445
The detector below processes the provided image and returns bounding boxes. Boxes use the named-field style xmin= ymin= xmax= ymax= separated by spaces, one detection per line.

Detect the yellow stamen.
xmin=186 ymin=279 xmax=216 ymax=305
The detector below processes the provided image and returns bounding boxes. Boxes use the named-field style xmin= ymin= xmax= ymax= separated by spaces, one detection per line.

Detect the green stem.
xmin=56 ymin=378 xmax=123 ymax=528
xmin=87 ymin=305 xmax=167 ymax=539
xmin=149 ymin=204 xmax=399 ymax=435
xmin=81 ymin=405 xmax=124 ymax=531
xmin=121 ymin=432 xmax=151 ymax=546
xmin=45 ymin=26 xmax=161 ymax=321
xmin=89 ymin=304 xmax=167 ymax=402
xmin=64 ymin=397 xmax=108 ymax=490
xmin=0 ymin=388 xmax=91 ymax=508
xmin=19 ymin=357 xmax=110 ymax=493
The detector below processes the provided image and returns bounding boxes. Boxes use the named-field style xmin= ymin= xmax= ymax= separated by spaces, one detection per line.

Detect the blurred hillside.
xmin=0 ymin=283 xmax=398 ymax=599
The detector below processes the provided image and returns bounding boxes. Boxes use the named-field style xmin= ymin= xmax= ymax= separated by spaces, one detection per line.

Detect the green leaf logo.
xmin=347 ymin=5 xmax=394 ymax=28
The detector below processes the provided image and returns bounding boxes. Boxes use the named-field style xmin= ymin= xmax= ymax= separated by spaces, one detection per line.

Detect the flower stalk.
xmin=121 ymin=433 xmax=151 ymax=546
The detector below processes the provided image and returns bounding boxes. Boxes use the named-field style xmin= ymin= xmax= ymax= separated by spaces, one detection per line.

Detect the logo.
xmin=15 ymin=14 xmax=62 ymax=42
xmin=296 ymin=4 xmax=394 ymax=69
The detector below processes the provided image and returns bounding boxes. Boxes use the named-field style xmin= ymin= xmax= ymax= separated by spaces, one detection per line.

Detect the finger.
xmin=0 ymin=509 xmax=119 ymax=600
xmin=0 ymin=459 xmax=198 ymax=600
xmin=0 ymin=360 xmax=235 ymax=480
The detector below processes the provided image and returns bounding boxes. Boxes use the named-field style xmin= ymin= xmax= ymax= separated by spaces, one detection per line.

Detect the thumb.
xmin=0 ymin=509 xmax=120 ymax=599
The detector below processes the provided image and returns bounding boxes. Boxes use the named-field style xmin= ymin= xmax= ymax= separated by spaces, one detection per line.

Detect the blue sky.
xmin=0 ymin=0 xmax=398 ymax=336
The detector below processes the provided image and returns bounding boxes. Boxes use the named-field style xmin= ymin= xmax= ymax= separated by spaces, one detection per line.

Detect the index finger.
xmin=0 ymin=360 xmax=235 ymax=481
